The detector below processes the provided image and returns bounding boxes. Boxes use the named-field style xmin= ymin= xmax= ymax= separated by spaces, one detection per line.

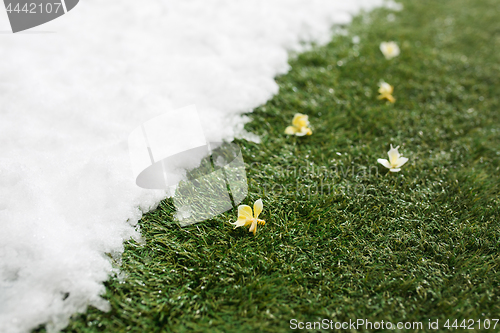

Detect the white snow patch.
xmin=0 ymin=0 xmax=398 ymax=332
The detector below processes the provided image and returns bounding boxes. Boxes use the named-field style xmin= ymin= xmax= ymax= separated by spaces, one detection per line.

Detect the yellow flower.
xmin=230 ymin=199 xmax=266 ymax=236
xmin=377 ymin=81 xmax=396 ymax=103
xmin=380 ymin=41 xmax=400 ymax=60
xmin=377 ymin=144 xmax=409 ymax=172
xmin=285 ymin=113 xmax=312 ymax=136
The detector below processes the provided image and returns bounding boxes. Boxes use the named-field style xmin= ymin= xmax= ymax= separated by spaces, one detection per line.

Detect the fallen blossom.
xmin=230 ymin=199 xmax=266 ymax=236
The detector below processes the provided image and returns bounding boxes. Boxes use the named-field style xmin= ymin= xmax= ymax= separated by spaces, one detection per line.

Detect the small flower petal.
xmin=249 ymin=219 xmax=257 ymax=236
xmin=301 ymin=127 xmax=312 ymax=136
xmin=389 ymin=168 xmax=401 ymax=172
xmin=378 ymin=93 xmax=396 ymax=103
xmin=385 ymin=94 xmax=396 ymax=103
xmin=377 ymin=158 xmax=391 ymax=169
xmin=253 ymin=199 xmax=263 ymax=220
xmin=230 ymin=217 xmax=250 ymax=228
xmin=387 ymin=145 xmax=401 ymax=165
xmin=292 ymin=113 xmax=309 ymax=128
xmin=378 ymin=82 xmax=393 ymax=94
xmin=238 ymin=205 xmax=254 ymax=220
xmin=295 ymin=128 xmax=309 ymax=136
xmin=285 ymin=126 xmax=298 ymax=135
xmin=394 ymin=157 xmax=409 ymax=168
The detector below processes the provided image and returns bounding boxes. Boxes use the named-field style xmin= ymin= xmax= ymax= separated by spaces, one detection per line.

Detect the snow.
xmin=0 ymin=0 xmax=394 ymax=332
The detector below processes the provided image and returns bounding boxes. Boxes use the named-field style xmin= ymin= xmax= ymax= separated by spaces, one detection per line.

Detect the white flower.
xmin=377 ymin=144 xmax=408 ymax=172
xmin=380 ymin=41 xmax=400 ymax=60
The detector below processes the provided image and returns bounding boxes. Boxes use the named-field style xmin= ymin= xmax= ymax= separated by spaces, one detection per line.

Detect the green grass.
xmin=55 ymin=0 xmax=500 ymax=332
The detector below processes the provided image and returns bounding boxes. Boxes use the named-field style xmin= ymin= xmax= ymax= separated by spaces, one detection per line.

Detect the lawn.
xmin=55 ymin=0 xmax=500 ymax=332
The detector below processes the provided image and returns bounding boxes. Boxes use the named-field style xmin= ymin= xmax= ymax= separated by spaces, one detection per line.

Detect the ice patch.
xmin=0 ymin=0 xmax=397 ymax=332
